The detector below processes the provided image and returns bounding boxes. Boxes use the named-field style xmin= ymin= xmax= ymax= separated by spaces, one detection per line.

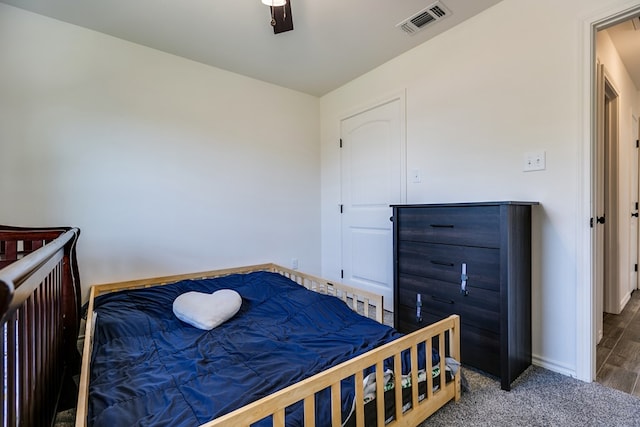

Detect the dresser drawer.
xmin=461 ymin=326 xmax=500 ymax=376
xmin=397 ymin=241 xmax=500 ymax=292
xmin=398 ymin=274 xmax=500 ymax=313
xmin=397 ymin=279 xmax=500 ymax=333
xmin=395 ymin=206 xmax=500 ymax=248
xmin=396 ymin=308 xmax=500 ymax=376
xmin=397 ymin=306 xmax=442 ymax=333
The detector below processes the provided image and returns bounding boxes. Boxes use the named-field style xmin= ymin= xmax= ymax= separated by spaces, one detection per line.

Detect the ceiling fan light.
xmin=261 ymin=0 xmax=286 ymax=6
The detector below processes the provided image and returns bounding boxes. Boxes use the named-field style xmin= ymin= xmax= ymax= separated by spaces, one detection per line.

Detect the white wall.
xmin=320 ymin=0 xmax=640 ymax=379
xmin=596 ymin=29 xmax=640 ymax=313
xmin=0 ymin=4 xmax=321 ymax=297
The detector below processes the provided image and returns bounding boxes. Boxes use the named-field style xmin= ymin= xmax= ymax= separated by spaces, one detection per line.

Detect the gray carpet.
xmin=422 ymin=366 xmax=640 ymax=426
xmin=54 ymin=408 xmax=75 ymax=427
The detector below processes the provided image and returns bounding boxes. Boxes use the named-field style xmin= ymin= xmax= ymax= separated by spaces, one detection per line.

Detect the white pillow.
xmin=172 ymin=289 xmax=242 ymax=330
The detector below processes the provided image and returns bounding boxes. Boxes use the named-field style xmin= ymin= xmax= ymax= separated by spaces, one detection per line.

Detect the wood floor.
xmin=596 ymin=290 xmax=640 ymax=396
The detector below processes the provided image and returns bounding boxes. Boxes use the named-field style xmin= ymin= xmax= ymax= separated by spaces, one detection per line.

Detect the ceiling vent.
xmin=396 ymin=1 xmax=451 ymax=35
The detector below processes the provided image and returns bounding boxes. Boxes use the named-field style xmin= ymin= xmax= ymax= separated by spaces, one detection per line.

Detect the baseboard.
xmin=532 ymin=354 xmax=578 ymax=379
xmin=620 ymin=291 xmax=631 ymax=313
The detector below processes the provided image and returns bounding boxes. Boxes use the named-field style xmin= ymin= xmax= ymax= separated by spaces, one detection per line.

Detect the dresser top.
xmin=390 ymin=201 xmax=539 ymax=208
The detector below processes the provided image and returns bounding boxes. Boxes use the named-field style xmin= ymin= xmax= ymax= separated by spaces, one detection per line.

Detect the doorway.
xmin=590 ymin=9 xmax=640 ymax=385
xmin=594 ymin=63 xmax=620 ymax=344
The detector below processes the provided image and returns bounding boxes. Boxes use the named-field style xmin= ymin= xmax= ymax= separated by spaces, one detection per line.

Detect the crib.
xmin=0 ymin=225 xmax=81 ymax=426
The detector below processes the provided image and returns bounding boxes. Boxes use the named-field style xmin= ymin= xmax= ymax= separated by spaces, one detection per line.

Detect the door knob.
xmin=597 ymin=216 xmax=606 ymax=224
xmin=632 ymin=212 xmax=639 ymax=218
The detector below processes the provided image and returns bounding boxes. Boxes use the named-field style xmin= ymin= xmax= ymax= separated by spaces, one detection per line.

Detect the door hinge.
xmin=635 ymin=264 xmax=638 ymax=272
xmin=635 ymin=202 xmax=638 ymax=210
xmin=590 ymin=217 xmax=594 ymax=228
xmin=636 ymin=139 xmax=639 ymax=148
xmin=340 ymin=204 xmax=343 ymax=213
xmin=339 ymin=138 xmax=343 ymax=148
xmin=341 ymin=269 xmax=344 ymax=279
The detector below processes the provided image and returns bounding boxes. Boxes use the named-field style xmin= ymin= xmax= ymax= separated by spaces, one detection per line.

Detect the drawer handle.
xmin=431 ymin=260 xmax=454 ymax=267
xmin=431 ymin=295 xmax=454 ymax=305
xmin=461 ymin=262 xmax=469 ymax=296
xmin=430 ymin=224 xmax=454 ymax=228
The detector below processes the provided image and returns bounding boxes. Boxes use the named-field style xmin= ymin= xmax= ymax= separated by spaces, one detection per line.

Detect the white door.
xmin=603 ymin=78 xmax=620 ymax=314
xmin=340 ymin=98 xmax=405 ymax=310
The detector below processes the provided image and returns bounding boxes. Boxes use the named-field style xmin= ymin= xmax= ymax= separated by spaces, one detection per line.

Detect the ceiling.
xmin=0 ymin=0 xmax=503 ymax=96
xmin=606 ymin=17 xmax=640 ymax=90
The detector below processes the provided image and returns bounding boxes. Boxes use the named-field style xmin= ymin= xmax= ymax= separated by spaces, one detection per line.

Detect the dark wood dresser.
xmin=392 ymin=201 xmax=537 ymax=390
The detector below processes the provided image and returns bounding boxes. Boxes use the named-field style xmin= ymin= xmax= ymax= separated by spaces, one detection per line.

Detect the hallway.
xmin=596 ymin=290 xmax=640 ymax=396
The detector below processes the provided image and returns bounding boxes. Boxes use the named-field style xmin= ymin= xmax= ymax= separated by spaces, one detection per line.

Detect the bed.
xmin=77 ymin=264 xmax=461 ymax=426
xmin=0 ymin=227 xmax=461 ymax=427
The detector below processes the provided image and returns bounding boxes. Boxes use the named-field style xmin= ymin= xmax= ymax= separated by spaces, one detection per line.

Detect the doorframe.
xmin=578 ymin=1 xmax=640 ymax=383
xmin=633 ymin=114 xmax=640 ymax=295
xmin=627 ymin=112 xmax=640 ymax=295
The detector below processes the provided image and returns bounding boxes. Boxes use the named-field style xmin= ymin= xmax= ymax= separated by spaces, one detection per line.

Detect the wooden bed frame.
xmin=77 ymin=263 xmax=461 ymax=427
xmin=0 ymin=225 xmax=82 ymax=426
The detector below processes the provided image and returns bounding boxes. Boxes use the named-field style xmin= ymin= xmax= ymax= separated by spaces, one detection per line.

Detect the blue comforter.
xmin=88 ymin=271 xmax=434 ymax=426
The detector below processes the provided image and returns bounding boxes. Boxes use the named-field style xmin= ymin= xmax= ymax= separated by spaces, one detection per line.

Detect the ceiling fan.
xmin=261 ymin=0 xmax=293 ymax=34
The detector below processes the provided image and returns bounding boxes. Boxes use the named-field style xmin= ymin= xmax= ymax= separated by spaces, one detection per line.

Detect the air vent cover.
xmin=396 ymin=1 xmax=451 ymax=35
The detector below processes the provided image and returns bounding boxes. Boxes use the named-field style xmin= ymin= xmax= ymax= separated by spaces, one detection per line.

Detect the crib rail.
xmin=0 ymin=225 xmax=73 ymax=265
xmin=0 ymin=226 xmax=81 ymax=427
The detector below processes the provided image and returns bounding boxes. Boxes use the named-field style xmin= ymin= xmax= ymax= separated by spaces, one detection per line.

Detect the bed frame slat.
xmin=303 ymin=395 xmax=315 ymax=427
xmin=426 ymin=335 xmax=434 ymax=401
xmin=273 ymin=408 xmax=285 ymax=426
xmin=410 ymin=345 xmax=419 ymax=414
xmin=354 ymin=370 xmax=365 ymax=427
xmin=331 ymin=382 xmax=341 ymax=426
xmin=375 ymin=360 xmax=385 ymax=424
xmin=439 ymin=333 xmax=446 ymax=391
xmin=393 ymin=354 xmax=403 ymax=423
